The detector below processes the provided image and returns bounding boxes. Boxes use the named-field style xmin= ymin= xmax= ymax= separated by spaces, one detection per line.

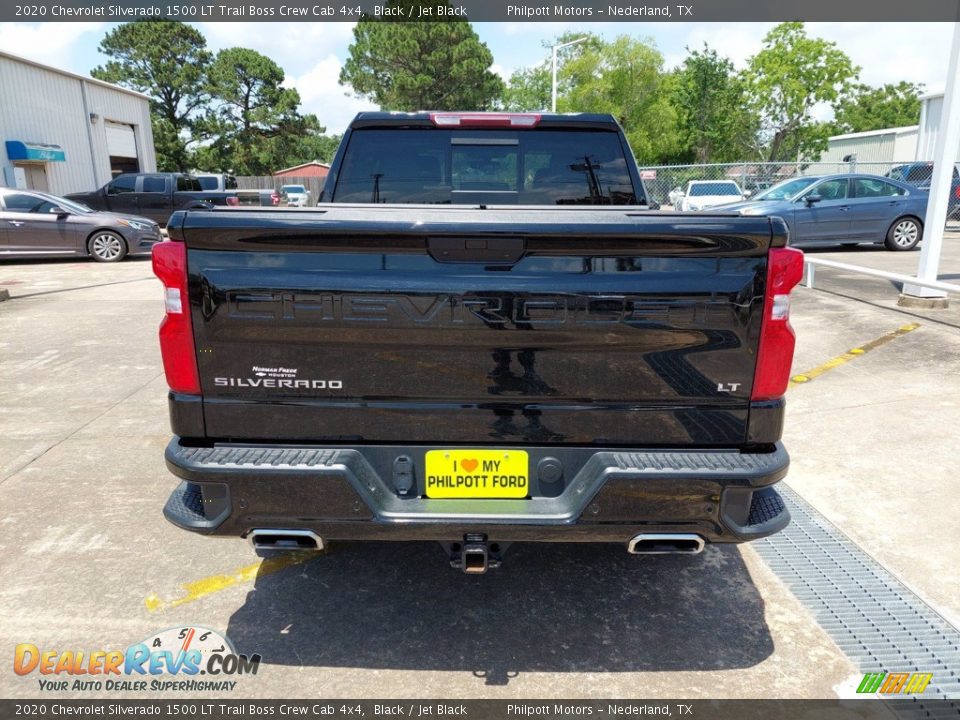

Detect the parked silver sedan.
xmin=0 ymin=188 xmax=162 ymax=262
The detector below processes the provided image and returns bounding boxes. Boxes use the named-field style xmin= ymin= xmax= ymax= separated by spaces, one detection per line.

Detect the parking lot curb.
xmin=898 ymin=293 xmax=950 ymax=309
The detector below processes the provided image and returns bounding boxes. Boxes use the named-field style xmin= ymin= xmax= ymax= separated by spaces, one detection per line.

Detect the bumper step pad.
xmin=747 ymin=487 xmax=787 ymax=527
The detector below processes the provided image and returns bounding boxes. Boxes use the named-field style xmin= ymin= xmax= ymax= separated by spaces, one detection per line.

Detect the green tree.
xmin=502 ymin=33 xmax=682 ymax=163
xmin=562 ymin=35 xmax=681 ymax=163
xmin=501 ymin=64 xmax=551 ymax=112
xmin=199 ymin=47 xmax=317 ymax=175
xmin=671 ymin=44 xmax=759 ymax=163
xmin=340 ymin=1 xmax=503 ymax=110
xmin=501 ymin=32 xmax=605 ymax=112
xmin=194 ymin=121 xmax=341 ymax=175
xmin=257 ymin=129 xmax=342 ymax=176
xmin=833 ymin=82 xmax=923 ymax=133
xmin=745 ymin=22 xmax=859 ymax=161
xmin=273 ymin=132 xmax=343 ymax=168
xmin=91 ymin=20 xmax=211 ymax=171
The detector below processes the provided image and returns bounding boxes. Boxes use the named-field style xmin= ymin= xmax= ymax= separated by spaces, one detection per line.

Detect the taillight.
xmin=225 ymin=196 xmax=239 ymax=206
xmin=954 ymin=185 xmax=960 ymax=200
xmin=152 ymin=241 xmax=200 ymax=395
xmin=429 ymin=112 xmax=541 ymax=128
xmin=751 ymin=247 xmax=804 ymax=401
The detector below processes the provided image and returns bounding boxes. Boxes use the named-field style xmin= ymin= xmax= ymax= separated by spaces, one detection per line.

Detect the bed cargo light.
xmin=152 ymin=241 xmax=201 ymax=395
xmin=751 ymin=247 xmax=804 ymax=401
xmin=429 ymin=113 xmax=541 ymax=128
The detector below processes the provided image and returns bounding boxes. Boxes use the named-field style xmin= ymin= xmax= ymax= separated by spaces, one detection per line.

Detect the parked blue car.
xmin=714 ymin=174 xmax=928 ymax=251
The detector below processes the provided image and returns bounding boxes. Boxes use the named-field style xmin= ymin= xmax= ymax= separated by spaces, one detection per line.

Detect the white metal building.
xmin=917 ymin=91 xmax=960 ymax=162
xmin=818 ymin=126 xmax=920 ymax=164
xmin=0 ymin=50 xmax=156 ymax=197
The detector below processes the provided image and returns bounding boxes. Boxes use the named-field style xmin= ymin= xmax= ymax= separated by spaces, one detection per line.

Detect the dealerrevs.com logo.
xmin=14 ymin=626 xmax=260 ymax=692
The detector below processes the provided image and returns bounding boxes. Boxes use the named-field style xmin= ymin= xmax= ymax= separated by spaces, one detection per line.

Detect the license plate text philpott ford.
xmin=424 ymin=450 xmax=529 ymax=499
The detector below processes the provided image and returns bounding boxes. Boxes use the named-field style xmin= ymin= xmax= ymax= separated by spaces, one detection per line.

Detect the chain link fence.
xmin=236 ymin=166 xmax=959 ymax=226
xmin=638 ymin=160 xmax=960 ymax=228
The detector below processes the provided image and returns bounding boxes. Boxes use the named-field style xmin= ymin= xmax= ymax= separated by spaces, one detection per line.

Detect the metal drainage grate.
xmin=754 ymin=484 xmax=960 ymax=715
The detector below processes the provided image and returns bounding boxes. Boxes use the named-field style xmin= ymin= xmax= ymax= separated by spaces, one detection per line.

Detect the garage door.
xmin=105 ymin=121 xmax=137 ymax=159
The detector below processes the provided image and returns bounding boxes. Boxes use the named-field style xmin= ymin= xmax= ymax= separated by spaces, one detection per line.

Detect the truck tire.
xmin=885 ymin=217 xmax=922 ymax=251
xmin=88 ymin=231 xmax=128 ymax=262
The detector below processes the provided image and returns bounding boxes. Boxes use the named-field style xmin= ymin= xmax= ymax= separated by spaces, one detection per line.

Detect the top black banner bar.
xmin=0 ymin=700 xmax=947 ymax=720
xmin=5 ymin=0 xmax=960 ymax=22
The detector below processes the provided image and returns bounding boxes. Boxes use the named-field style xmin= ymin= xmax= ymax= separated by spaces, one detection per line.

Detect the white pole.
xmin=551 ymin=44 xmax=558 ymax=112
xmin=916 ymin=100 xmax=927 ymax=161
xmin=550 ymin=37 xmax=588 ymax=113
xmin=902 ymin=21 xmax=960 ymax=303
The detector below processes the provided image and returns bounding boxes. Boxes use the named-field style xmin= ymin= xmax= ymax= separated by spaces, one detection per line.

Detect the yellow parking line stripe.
xmin=790 ymin=323 xmax=920 ymax=386
xmin=144 ymin=550 xmax=318 ymax=614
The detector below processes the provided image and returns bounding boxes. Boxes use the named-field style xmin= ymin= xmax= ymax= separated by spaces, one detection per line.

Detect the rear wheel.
xmin=885 ymin=217 xmax=921 ymax=251
xmin=88 ymin=231 xmax=127 ymax=262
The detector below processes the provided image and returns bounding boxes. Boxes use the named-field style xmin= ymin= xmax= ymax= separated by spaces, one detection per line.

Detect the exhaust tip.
xmin=249 ymin=529 xmax=324 ymax=552
xmin=627 ymin=533 xmax=705 ymax=555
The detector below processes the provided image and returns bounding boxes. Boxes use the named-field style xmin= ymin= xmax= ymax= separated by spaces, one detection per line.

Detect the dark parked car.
xmin=66 ymin=172 xmax=238 ymax=227
xmin=886 ymin=162 xmax=960 ymax=219
xmin=716 ymin=174 xmax=929 ymax=250
xmin=885 ymin=161 xmax=956 ymax=186
xmin=0 ymin=187 xmax=161 ymax=262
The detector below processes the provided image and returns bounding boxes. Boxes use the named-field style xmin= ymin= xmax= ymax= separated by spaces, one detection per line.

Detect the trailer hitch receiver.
xmin=443 ymin=534 xmax=510 ymax=574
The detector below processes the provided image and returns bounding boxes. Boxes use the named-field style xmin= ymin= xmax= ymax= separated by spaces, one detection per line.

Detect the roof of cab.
xmin=348 ymin=111 xmax=623 ymax=131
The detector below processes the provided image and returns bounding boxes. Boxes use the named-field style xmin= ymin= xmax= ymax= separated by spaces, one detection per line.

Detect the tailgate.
xmin=177 ymin=207 xmax=783 ymax=446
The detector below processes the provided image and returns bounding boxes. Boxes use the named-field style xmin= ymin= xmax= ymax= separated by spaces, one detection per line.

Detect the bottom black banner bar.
xmin=2 ymin=699 xmax=958 ymax=720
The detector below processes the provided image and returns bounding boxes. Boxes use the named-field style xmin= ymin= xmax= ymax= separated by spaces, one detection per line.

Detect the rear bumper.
xmin=162 ymin=438 xmax=790 ymax=545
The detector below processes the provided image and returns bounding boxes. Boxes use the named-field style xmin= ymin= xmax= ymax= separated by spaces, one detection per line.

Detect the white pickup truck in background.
xmin=674 ymin=180 xmax=748 ymax=211
xmin=281 ymin=184 xmax=312 ymax=207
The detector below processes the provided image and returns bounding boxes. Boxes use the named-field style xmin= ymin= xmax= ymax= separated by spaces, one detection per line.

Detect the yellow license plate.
xmin=424 ymin=450 xmax=529 ymax=499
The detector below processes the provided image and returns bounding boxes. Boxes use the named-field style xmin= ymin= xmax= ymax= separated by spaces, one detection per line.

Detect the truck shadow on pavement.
xmin=225 ymin=541 xmax=772 ymax=685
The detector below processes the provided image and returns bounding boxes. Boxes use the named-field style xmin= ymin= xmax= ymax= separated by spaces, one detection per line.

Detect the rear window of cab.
xmin=332 ymin=128 xmax=640 ymax=205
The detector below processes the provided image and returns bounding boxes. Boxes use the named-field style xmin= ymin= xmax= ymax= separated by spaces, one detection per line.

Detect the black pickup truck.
xmin=154 ymin=112 xmax=802 ymax=573
xmin=67 ymin=172 xmax=237 ymax=226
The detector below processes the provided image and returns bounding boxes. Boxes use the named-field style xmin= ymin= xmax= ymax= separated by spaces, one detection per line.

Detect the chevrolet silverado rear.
xmin=154 ymin=112 xmax=802 ymax=573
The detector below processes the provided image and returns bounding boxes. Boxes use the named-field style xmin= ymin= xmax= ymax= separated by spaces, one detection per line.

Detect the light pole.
xmin=551 ymin=37 xmax=588 ymax=112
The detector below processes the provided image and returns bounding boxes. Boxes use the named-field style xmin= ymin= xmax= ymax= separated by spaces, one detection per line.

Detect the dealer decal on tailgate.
xmin=424 ymin=450 xmax=529 ymax=499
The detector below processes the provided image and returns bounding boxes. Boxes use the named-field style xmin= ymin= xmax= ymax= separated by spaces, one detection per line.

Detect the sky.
xmin=0 ymin=21 xmax=953 ymax=134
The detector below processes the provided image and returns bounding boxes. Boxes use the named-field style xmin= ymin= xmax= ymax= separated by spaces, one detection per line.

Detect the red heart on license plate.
xmin=461 ymin=458 xmax=478 ymax=472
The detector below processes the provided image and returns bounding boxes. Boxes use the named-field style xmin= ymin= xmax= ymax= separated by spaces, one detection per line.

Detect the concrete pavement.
xmin=0 ymin=240 xmax=957 ymax=700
